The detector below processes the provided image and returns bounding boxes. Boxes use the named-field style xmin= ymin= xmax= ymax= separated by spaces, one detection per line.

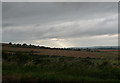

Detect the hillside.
xmin=2 ymin=43 xmax=120 ymax=82
xmin=2 ymin=43 xmax=101 ymax=59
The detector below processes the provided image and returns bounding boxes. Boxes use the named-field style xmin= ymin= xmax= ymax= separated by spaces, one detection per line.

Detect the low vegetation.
xmin=2 ymin=43 xmax=120 ymax=82
xmin=2 ymin=49 xmax=120 ymax=82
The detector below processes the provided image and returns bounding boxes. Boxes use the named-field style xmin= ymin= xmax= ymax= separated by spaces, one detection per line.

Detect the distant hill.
xmin=2 ymin=43 xmax=120 ymax=51
xmin=2 ymin=43 xmax=101 ymax=59
xmin=70 ymin=46 xmax=120 ymax=50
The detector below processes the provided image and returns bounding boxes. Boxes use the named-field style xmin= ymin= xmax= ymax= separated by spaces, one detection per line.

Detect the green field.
xmin=2 ymin=50 xmax=120 ymax=82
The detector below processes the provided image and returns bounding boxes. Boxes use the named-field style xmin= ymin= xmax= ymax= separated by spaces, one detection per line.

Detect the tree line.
xmin=8 ymin=42 xmax=100 ymax=52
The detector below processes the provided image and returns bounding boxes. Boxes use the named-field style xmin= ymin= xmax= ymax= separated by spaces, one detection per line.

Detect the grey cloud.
xmin=3 ymin=2 xmax=117 ymax=27
xmin=2 ymin=2 xmax=118 ymax=47
xmin=2 ymin=0 xmax=119 ymax=2
xmin=0 ymin=2 xmax=2 ymax=42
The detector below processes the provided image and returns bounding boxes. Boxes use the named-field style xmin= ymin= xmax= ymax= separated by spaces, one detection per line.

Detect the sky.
xmin=0 ymin=2 xmax=1 ymax=43
xmin=2 ymin=2 xmax=118 ymax=48
xmin=1 ymin=0 xmax=119 ymax=2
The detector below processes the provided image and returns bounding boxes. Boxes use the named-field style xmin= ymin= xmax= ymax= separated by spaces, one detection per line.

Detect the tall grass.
xmin=2 ymin=51 xmax=120 ymax=82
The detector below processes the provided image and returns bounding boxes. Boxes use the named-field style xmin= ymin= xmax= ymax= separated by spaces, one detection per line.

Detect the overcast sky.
xmin=2 ymin=2 xmax=118 ymax=48
xmin=2 ymin=0 xmax=119 ymax=2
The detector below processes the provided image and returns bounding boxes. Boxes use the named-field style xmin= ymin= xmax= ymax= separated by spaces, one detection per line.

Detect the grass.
xmin=2 ymin=51 xmax=120 ymax=82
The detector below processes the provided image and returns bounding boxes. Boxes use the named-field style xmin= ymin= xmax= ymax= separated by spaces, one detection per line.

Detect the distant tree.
xmin=9 ymin=42 xmax=12 ymax=45
xmin=16 ymin=43 xmax=21 ymax=46
xmin=22 ymin=43 xmax=27 ymax=47
xmin=37 ymin=45 xmax=40 ymax=48
xmin=29 ymin=44 xmax=32 ymax=47
xmin=13 ymin=43 xmax=16 ymax=45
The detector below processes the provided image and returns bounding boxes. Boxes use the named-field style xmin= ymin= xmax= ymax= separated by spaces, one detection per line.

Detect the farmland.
xmin=2 ymin=43 xmax=101 ymax=59
xmin=2 ymin=43 xmax=120 ymax=82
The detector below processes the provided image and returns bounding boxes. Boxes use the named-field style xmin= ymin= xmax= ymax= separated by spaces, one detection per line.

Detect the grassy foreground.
xmin=2 ymin=51 xmax=120 ymax=82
